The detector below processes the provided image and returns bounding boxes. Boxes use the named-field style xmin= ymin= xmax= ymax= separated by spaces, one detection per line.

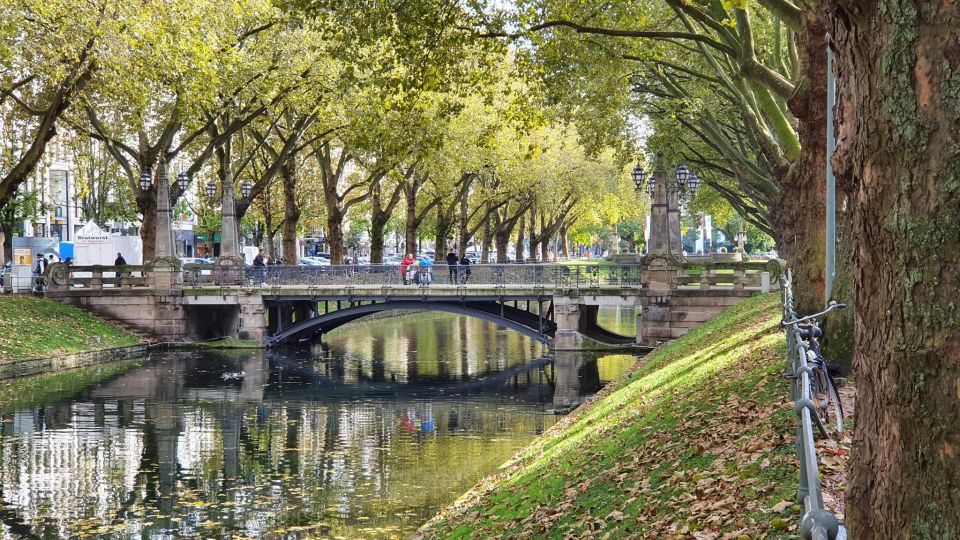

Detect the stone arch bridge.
xmin=43 ymin=261 xmax=779 ymax=350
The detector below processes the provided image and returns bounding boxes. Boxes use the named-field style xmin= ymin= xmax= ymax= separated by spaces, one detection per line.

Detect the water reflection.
xmin=596 ymin=305 xmax=638 ymax=336
xmin=0 ymin=312 xmax=636 ymax=539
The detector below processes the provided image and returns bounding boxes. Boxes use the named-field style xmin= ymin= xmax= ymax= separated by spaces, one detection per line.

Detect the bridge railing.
xmin=45 ymin=264 xmax=151 ymax=290
xmin=674 ymin=260 xmax=783 ymax=291
xmin=182 ymin=263 xmax=649 ymax=290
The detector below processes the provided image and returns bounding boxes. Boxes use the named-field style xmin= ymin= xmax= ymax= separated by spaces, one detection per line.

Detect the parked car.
xmin=302 ymin=257 xmax=331 ymax=266
xmin=181 ymin=257 xmax=213 ymax=276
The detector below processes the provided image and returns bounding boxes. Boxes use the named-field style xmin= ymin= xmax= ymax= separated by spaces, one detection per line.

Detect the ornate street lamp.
xmin=205 ymin=180 xmax=217 ymax=199
xmin=139 ymin=171 xmax=152 ymax=192
xmin=687 ymin=172 xmax=700 ymax=196
xmin=177 ymin=171 xmax=191 ymax=191
xmin=631 ymin=163 xmax=645 ymax=190
xmin=646 ymin=173 xmax=656 ymax=197
xmin=674 ymin=164 xmax=689 ymax=193
xmin=240 ymin=180 xmax=252 ymax=199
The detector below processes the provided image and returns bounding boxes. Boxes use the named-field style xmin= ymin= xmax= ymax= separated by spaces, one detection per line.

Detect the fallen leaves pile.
xmin=418 ymin=294 xmax=844 ymax=539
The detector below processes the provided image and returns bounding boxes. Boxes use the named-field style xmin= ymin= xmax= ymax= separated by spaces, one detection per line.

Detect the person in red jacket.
xmin=400 ymin=253 xmax=415 ymax=285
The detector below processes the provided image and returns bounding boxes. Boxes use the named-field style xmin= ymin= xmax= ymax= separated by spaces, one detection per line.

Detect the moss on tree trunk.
xmin=833 ymin=0 xmax=960 ymax=534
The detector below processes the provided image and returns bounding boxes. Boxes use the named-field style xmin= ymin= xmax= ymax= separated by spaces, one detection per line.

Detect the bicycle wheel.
xmin=824 ymin=369 xmax=844 ymax=434
xmin=809 ymin=369 xmax=832 ymax=438
xmin=811 ymin=368 xmax=844 ymax=436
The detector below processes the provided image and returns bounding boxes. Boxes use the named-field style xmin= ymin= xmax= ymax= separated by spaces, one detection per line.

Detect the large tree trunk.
xmin=280 ymin=158 xmax=299 ymax=265
xmin=457 ymin=187 xmax=470 ymax=257
xmin=434 ymin=205 xmax=454 ymax=262
xmin=774 ymin=2 xmax=855 ymax=366
xmin=774 ymin=4 xmax=831 ymax=317
xmin=495 ymin=227 xmax=511 ymax=263
xmin=480 ymin=207 xmax=493 ymax=263
xmin=514 ymin=212 xmax=525 ymax=263
xmin=404 ymin=196 xmax=417 ymax=258
xmin=138 ymin=198 xmax=157 ymax=261
xmin=370 ymin=219 xmax=386 ymax=263
xmin=833 ymin=1 xmax=960 ymax=535
xmin=326 ymin=210 xmax=345 ymax=264
xmin=369 ymin=182 xmax=402 ymax=264
xmin=559 ymin=223 xmax=568 ymax=258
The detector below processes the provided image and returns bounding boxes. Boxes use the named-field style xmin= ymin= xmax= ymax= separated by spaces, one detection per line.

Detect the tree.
xmin=75 ymin=0 xmax=297 ymax=259
xmin=831 ymin=1 xmax=960 ymax=535
xmin=496 ymin=0 xmax=839 ymax=313
xmin=0 ymin=187 xmax=46 ymax=261
xmin=0 ymin=0 xmax=112 ymax=209
xmin=67 ymin=133 xmax=138 ymax=227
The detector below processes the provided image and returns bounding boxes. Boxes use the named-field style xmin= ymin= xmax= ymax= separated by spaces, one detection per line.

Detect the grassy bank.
xmin=419 ymin=293 xmax=802 ymax=539
xmin=0 ymin=358 xmax=141 ymax=414
xmin=0 ymin=295 xmax=140 ymax=360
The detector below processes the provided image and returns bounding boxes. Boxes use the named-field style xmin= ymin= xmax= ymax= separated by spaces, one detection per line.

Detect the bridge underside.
xmin=265 ymin=299 xmax=560 ymax=347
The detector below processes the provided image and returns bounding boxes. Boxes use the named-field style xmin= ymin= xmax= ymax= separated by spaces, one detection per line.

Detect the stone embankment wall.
xmin=0 ymin=343 xmax=150 ymax=380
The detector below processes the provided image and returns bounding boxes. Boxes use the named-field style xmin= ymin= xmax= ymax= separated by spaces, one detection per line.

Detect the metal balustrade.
xmin=182 ymin=263 xmax=650 ymax=290
xmin=781 ymin=269 xmax=841 ymax=540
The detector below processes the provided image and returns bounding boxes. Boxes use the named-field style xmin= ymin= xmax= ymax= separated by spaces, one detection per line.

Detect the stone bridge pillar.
xmin=552 ymin=296 xmax=584 ymax=349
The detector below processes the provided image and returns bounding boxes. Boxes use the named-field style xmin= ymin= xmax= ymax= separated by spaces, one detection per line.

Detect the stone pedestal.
xmin=153 ymin=162 xmax=176 ymax=259
xmin=149 ymin=258 xmax=183 ymax=290
xmin=219 ymin=171 xmax=241 ymax=260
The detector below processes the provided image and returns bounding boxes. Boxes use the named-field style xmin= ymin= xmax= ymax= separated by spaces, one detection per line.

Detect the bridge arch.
xmin=266 ymin=300 xmax=556 ymax=347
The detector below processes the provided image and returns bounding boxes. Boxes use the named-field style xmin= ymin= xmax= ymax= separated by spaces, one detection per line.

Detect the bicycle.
xmin=781 ymin=300 xmax=847 ymax=438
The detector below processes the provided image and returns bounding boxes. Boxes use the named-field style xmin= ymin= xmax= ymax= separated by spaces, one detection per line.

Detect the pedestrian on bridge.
xmin=114 ymin=252 xmax=126 ymax=279
xmin=400 ymin=253 xmax=415 ymax=285
xmin=253 ymin=249 xmax=266 ymax=286
xmin=459 ymin=255 xmax=471 ymax=284
xmin=445 ymin=250 xmax=458 ymax=284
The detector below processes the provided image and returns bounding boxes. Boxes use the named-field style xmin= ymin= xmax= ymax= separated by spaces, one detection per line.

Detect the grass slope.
xmin=0 ymin=295 xmax=140 ymax=360
xmin=419 ymin=293 xmax=802 ymax=539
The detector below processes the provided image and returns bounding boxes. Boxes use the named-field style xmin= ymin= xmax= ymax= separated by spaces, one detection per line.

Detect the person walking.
xmin=459 ymin=254 xmax=471 ymax=284
xmin=114 ymin=252 xmax=126 ymax=279
xmin=400 ymin=253 xmax=415 ymax=285
xmin=253 ymin=248 xmax=266 ymax=285
xmin=33 ymin=253 xmax=44 ymax=291
xmin=445 ymin=249 xmax=458 ymax=284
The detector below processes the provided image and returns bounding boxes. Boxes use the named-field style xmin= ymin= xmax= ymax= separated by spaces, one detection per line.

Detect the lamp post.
xmin=632 ymin=152 xmax=699 ymax=259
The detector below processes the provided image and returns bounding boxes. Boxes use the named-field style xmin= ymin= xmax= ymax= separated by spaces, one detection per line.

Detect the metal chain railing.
xmin=781 ymin=269 xmax=841 ymax=540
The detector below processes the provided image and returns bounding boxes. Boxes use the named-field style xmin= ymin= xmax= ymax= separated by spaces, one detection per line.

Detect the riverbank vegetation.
xmin=419 ymin=293 xmax=808 ymax=538
xmin=0 ymin=296 xmax=140 ymax=360
xmin=0 ymin=358 xmax=140 ymax=414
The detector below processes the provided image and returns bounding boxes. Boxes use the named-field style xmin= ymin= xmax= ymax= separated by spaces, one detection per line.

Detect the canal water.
xmin=0 ymin=309 xmax=639 ymax=539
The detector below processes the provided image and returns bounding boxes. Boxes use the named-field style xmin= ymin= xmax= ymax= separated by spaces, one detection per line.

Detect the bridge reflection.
xmin=0 ymin=346 xmax=637 ymax=539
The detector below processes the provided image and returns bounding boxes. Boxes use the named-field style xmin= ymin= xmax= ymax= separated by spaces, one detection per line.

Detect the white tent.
xmin=74 ymin=222 xmax=142 ymax=266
